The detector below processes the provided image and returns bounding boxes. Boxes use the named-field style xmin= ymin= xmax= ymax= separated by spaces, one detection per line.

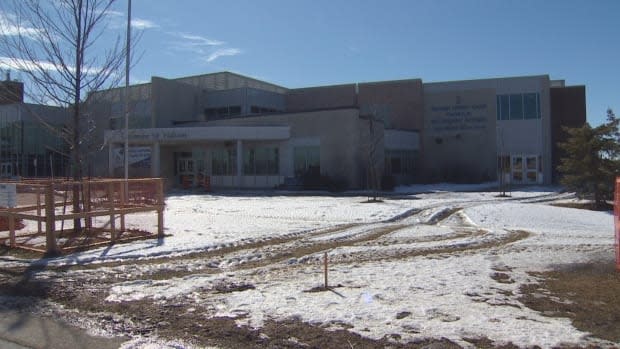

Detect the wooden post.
xmin=156 ymin=178 xmax=164 ymax=238
xmin=107 ymin=182 xmax=116 ymax=242
xmin=120 ymin=180 xmax=126 ymax=232
xmin=8 ymin=209 xmax=15 ymax=248
xmin=36 ymin=188 xmax=42 ymax=234
xmin=85 ymin=180 xmax=92 ymax=231
xmin=324 ymin=252 xmax=328 ymax=289
xmin=45 ymin=183 xmax=59 ymax=256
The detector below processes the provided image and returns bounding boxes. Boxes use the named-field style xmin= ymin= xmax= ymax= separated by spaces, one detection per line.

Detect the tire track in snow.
xmin=6 ymin=191 xmax=558 ymax=286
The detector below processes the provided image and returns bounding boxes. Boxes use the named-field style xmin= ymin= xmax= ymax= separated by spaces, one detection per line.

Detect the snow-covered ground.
xmin=1 ymin=184 xmax=616 ymax=348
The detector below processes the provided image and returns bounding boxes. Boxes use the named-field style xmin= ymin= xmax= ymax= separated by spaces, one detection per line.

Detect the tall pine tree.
xmin=557 ymin=109 xmax=620 ymax=209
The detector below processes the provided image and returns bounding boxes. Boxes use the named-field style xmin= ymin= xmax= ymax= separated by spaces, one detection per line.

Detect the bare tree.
xmin=361 ymin=110 xmax=384 ymax=202
xmin=0 ymin=0 xmax=129 ymax=235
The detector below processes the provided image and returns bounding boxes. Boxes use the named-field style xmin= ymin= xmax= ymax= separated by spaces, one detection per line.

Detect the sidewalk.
xmin=0 ymin=309 xmax=125 ymax=349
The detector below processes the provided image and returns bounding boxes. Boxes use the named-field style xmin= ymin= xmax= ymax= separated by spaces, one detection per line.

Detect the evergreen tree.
xmin=557 ymin=109 xmax=620 ymax=209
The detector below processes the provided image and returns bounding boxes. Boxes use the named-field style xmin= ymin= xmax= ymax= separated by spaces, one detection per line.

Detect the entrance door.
xmin=524 ymin=156 xmax=539 ymax=183
xmin=177 ymin=158 xmax=194 ymax=187
xmin=511 ymin=155 xmax=539 ymax=184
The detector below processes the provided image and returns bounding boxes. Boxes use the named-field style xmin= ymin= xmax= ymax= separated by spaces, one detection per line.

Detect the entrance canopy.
xmin=105 ymin=126 xmax=290 ymax=145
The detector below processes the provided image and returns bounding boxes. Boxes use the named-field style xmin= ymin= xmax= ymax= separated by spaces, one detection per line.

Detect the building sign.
xmin=429 ymin=102 xmax=489 ymax=134
xmin=130 ymin=129 xmax=189 ymax=142
xmin=113 ymin=146 xmax=151 ymax=168
xmin=105 ymin=126 xmax=290 ymax=144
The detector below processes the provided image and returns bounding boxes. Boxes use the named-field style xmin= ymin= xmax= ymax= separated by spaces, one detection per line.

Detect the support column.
xmin=236 ymin=140 xmax=243 ymax=188
xmin=151 ymin=142 xmax=161 ymax=177
xmin=157 ymin=178 xmax=164 ymax=238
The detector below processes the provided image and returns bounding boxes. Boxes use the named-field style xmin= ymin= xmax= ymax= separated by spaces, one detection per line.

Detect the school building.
xmin=91 ymin=71 xmax=585 ymax=189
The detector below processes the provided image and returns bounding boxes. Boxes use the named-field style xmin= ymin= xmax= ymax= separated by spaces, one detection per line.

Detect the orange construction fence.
xmin=615 ymin=177 xmax=620 ymax=271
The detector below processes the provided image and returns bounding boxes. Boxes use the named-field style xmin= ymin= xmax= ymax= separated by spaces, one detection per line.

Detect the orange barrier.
xmin=615 ymin=177 xmax=620 ymax=271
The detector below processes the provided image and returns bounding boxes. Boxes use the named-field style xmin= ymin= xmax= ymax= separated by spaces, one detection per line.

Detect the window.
xmin=526 ymin=171 xmax=537 ymax=182
xmin=229 ymin=106 xmax=241 ymax=116
xmin=178 ymin=159 xmax=193 ymax=174
xmin=211 ymin=148 xmax=236 ymax=175
xmin=205 ymin=105 xmax=242 ymax=120
xmin=294 ymin=146 xmax=320 ymax=177
xmin=496 ymin=93 xmax=541 ymax=120
xmin=244 ymin=147 xmax=279 ymax=175
xmin=499 ymin=95 xmax=510 ymax=120
xmin=217 ymin=107 xmax=228 ymax=117
xmin=512 ymin=156 xmax=523 ymax=170
xmin=513 ymin=171 xmax=523 ymax=182
xmin=250 ymin=105 xmax=280 ymax=114
xmin=523 ymin=93 xmax=537 ymax=119
xmin=526 ymin=156 xmax=537 ymax=170
xmin=509 ymin=94 xmax=523 ymax=120
xmin=495 ymin=95 xmax=502 ymax=120
xmin=525 ymin=156 xmax=538 ymax=183
xmin=385 ymin=150 xmax=418 ymax=176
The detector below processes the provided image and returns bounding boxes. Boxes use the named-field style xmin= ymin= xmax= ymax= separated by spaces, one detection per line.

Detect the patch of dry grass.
xmin=520 ymin=261 xmax=620 ymax=343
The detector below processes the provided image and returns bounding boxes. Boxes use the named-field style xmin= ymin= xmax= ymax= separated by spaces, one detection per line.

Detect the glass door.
xmin=525 ymin=156 xmax=538 ymax=183
xmin=511 ymin=156 xmax=523 ymax=183
xmin=177 ymin=158 xmax=194 ymax=187
xmin=511 ymin=155 xmax=539 ymax=184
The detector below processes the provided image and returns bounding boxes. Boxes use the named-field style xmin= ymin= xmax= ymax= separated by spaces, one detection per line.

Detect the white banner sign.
xmin=113 ymin=146 xmax=151 ymax=168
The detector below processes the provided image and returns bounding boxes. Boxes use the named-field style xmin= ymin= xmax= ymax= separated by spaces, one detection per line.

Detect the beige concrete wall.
xmin=286 ymin=84 xmax=357 ymax=112
xmin=422 ymin=89 xmax=497 ymax=183
xmin=358 ymin=79 xmax=424 ymax=131
xmin=151 ymin=77 xmax=203 ymax=128
xmin=424 ymin=75 xmax=552 ymax=184
xmin=206 ymin=109 xmax=366 ymax=188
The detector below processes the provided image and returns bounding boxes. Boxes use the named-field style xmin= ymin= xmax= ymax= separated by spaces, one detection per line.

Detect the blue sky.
xmin=39 ymin=0 xmax=620 ymax=126
xmin=116 ymin=0 xmax=618 ymax=126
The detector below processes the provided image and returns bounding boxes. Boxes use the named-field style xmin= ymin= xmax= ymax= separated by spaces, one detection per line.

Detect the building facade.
xmin=92 ymin=72 xmax=585 ymax=189
xmin=0 ymin=76 xmax=70 ymax=178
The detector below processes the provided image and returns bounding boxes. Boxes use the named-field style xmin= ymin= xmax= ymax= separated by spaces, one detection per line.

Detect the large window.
xmin=496 ymin=93 xmax=541 ymax=120
xmin=523 ymin=93 xmax=538 ymax=119
xmin=496 ymin=95 xmax=510 ymax=120
xmin=244 ymin=147 xmax=279 ymax=175
xmin=294 ymin=146 xmax=320 ymax=177
xmin=204 ymin=105 xmax=242 ymax=121
xmin=250 ymin=106 xmax=280 ymax=114
xmin=211 ymin=147 xmax=236 ymax=175
xmin=509 ymin=94 xmax=523 ymax=120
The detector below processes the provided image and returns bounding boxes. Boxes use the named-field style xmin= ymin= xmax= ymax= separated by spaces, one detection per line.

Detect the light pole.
xmin=124 ymin=0 xmax=131 ymax=184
